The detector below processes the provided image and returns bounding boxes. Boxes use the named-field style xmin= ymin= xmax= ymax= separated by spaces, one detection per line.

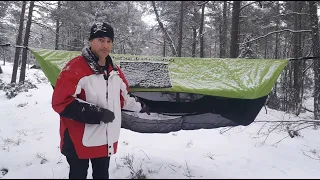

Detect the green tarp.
xmin=29 ymin=48 xmax=289 ymax=100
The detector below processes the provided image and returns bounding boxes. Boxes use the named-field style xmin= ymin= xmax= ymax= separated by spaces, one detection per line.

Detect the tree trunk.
xmin=268 ymin=1 xmax=281 ymax=110
xmin=55 ymin=1 xmax=61 ymax=50
xmin=11 ymin=1 xmax=27 ymax=84
xmin=3 ymin=49 xmax=6 ymax=65
xmin=292 ymin=1 xmax=303 ymax=115
xmin=309 ymin=1 xmax=320 ymax=119
xmin=199 ymin=4 xmax=205 ymax=58
xmin=0 ymin=65 xmax=2 ymax=74
xmin=220 ymin=1 xmax=228 ymax=58
xmin=230 ymin=1 xmax=241 ymax=58
xmin=274 ymin=1 xmax=280 ymax=59
xmin=177 ymin=1 xmax=184 ymax=57
xmin=191 ymin=5 xmax=197 ymax=58
xmin=264 ymin=37 xmax=268 ymax=59
xmin=192 ymin=28 xmax=196 ymax=57
xmin=19 ymin=1 xmax=35 ymax=83
xmin=68 ymin=29 xmax=71 ymax=50
xmin=163 ymin=34 xmax=166 ymax=57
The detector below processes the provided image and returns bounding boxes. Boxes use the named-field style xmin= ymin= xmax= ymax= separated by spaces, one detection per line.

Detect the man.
xmin=52 ymin=22 xmax=149 ymax=179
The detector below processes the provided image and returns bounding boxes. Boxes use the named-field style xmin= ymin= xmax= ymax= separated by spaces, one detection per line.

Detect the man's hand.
xmin=135 ymin=97 xmax=150 ymax=115
xmin=100 ymin=108 xmax=115 ymax=123
xmin=140 ymin=102 xmax=150 ymax=115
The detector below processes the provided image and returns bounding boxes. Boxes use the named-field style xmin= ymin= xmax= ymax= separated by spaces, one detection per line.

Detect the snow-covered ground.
xmin=0 ymin=62 xmax=319 ymax=179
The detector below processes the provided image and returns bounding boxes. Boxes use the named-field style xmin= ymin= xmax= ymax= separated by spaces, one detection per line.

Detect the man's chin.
xmin=99 ymin=52 xmax=110 ymax=58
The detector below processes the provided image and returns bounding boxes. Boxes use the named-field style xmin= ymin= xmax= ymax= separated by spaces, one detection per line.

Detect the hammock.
xmin=29 ymin=47 xmax=289 ymax=133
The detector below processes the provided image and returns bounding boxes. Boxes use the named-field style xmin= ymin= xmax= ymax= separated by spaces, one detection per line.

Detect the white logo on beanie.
xmin=93 ymin=22 xmax=107 ymax=34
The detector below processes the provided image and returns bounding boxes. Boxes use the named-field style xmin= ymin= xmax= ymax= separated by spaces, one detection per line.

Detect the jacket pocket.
xmin=82 ymin=123 xmax=108 ymax=147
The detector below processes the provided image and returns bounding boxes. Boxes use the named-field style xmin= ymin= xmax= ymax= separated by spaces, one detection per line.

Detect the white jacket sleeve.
xmin=120 ymin=80 xmax=142 ymax=112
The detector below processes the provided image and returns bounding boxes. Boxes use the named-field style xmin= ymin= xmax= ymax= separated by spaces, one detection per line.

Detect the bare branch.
xmin=254 ymin=120 xmax=320 ymax=123
xmin=273 ymin=12 xmax=310 ymax=18
xmin=197 ymin=1 xmax=209 ymax=6
xmin=151 ymin=1 xmax=177 ymax=56
xmin=240 ymin=29 xmax=312 ymax=45
xmin=219 ymin=127 xmax=234 ymax=134
xmin=138 ymin=150 xmax=150 ymax=160
xmin=303 ymin=61 xmax=314 ymax=75
xmin=148 ymin=37 xmax=164 ymax=43
xmin=262 ymin=122 xmax=283 ymax=143
xmin=57 ymin=43 xmax=82 ymax=49
xmin=34 ymin=4 xmax=53 ymax=12
xmin=272 ymin=135 xmax=290 ymax=147
xmin=148 ymin=41 xmax=170 ymax=46
xmin=300 ymin=145 xmax=320 ymax=161
xmin=167 ymin=163 xmax=177 ymax=172
xmin=295 ymin=125 xmax=315 ymax=131
xmin=240 ymin=1 xmax=261 ymax=11
xmin=302 ymin=106 xmax=314 ymax=113
xmin=32 ymin=21 xmax=57 ymax=36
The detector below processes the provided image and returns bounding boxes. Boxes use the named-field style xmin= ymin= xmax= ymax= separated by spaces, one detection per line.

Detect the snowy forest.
xmin=1 ymin=1 xmax=320 ymax=120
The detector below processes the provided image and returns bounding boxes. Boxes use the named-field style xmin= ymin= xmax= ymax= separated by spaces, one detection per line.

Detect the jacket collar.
xmin=81 ymin=46 xmax=118 ymax=75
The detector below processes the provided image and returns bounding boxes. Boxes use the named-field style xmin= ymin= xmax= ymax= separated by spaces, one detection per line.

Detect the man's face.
xmin=90 ymin=37 xmax=113 ymax=59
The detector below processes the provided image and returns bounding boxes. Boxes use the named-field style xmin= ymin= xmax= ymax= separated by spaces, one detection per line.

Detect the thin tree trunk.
xmin=19 ymin=1 xmax=35 ymax=83
xmin=68 ymin=29 xmax=71 ymax=50
xmin=11 ymin=1 xmax=27 ymax=84
xmin=292 ymin=1 xmax=303 ymax=115
xmin=275 ymin=1 xmax=280 ymax=59
xmin=230 ymin=1 xmax=241 ymax=58
xmin=220 ymin=1 xmax=228 ymax=58
xmin=177 ymin=1 xmax=184 ymax=57
xmin=282 ymin=33 xmax=288 ymax=59
xmin=3 ymin=49 xmax=6 ymax=65
xmin=55 ymin=1 xmax=61 ymax=50
xmin=269 ymin=1 xmax=281 ymax=108
xmin=309 ymin=1 xmax=320 ymax=119
xmin=192 ymin=28 xmax=196 ymax=57
xmin=163 ymin=34 xmax=166 ymax=57
xmin=199 ymin=3 xmax=205 ymax=58
xmin=191 ymin=4 xmax=198 ymax=58
xmin=264 ymin=37 xmax=268 ymax=59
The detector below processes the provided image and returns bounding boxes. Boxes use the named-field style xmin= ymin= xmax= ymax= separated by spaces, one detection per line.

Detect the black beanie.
xmin=89 ymin=22 xmax=114 ymax=42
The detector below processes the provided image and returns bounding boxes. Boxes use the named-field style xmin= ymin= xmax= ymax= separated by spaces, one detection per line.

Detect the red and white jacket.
xmin=52 ymin=55 xmax=141 ymax=159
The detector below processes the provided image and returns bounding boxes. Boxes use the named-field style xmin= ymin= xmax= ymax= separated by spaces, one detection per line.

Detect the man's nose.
xmin=102 ymin=42 xmax=110 ymax=48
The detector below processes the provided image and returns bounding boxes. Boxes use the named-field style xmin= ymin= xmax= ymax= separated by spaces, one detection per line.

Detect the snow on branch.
xmin=31 ymin=21 xmax=58 ymax=35
xmin=240 ymin=1 xmax=262 ymax=11
xmin=254 ymin=120 xmax=320 ymax=123
xmin=151 ymin=1 xmax=177 ymax=56
xmin=273 ymin=12 xmax=310 ymax=18
xmin=239 ymin=29 xmax=312 ymax=45
xmin=196 ymin=1 xmax=209 ymax=6
xmin=300 ymin=145 xmax=320 ymax=161
xmin=251 ymin=116 xmax=319 ymax=147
